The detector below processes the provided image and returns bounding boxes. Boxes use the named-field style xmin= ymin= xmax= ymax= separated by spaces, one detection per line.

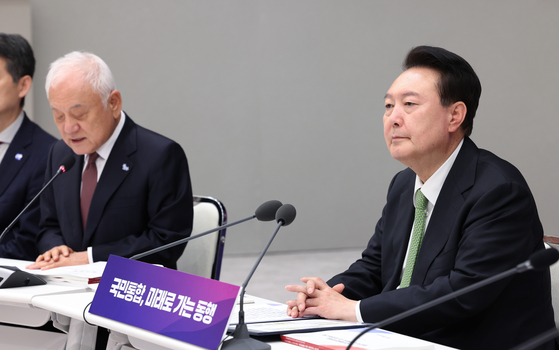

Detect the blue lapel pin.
xmin=15 ymin=153 xmax=23 ymax=161
xmin=122 ymin=163 xmax=129 ymax=171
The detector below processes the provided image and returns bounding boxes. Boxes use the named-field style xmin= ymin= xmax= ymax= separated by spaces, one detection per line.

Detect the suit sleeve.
xmin=91 ymin=141 xmax=193 ymax=266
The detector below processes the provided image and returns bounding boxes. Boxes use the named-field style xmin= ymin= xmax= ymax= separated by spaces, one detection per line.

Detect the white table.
xmin=0 ymin=259 xmax=455 ymax=350
xmin=0 ymin=258 xmax=91 ymax=326
xmin=32 ymin=289 xmax=454 ymax=350
xmin=0 ymin=258 xmax=92 ymax=349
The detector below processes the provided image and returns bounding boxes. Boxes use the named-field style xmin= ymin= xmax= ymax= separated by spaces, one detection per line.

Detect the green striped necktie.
xmin=400 ymin=188 xmax=428 ymax=288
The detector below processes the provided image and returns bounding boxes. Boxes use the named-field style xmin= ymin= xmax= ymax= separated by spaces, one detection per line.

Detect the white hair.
xmin=45 ymin=51 xmax=117 ymax=108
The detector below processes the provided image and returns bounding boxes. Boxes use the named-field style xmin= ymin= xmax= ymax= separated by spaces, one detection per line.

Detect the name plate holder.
xmin=90 ymin=255 xmax=240 ymax=350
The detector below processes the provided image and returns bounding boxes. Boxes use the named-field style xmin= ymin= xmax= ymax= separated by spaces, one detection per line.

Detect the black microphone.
xmin=275 ymin=204 xmax=296 ymax=226
xmin=129 ymin=200 xmax=283 ymax=261
xmin=0 ymin=155 xmax=76 ymax=289
xmin=346 ymin=248 xmax=559 ymax=350
xmin=223 ymin=204 xmax=297 ymax=350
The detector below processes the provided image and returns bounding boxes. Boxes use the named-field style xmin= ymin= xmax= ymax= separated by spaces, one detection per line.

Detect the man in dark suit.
xmin=27 ymin=51 xmax=192 ymax=270
xmin=286 ymin=46 xmax=556 ymax=349
xmin=0 ymin=33 xmax=56 ymax=261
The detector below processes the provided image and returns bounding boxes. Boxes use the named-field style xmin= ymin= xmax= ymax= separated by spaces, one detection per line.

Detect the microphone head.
xmin=276 ymin=204 xmax=296 ymax=226
xmin=59 ymin=155 xmax=76 ymax=172
xmin=255 ymin=200 xmax=283 ymax=221
xmin=531 ymin=248 xmax=559 ymax=271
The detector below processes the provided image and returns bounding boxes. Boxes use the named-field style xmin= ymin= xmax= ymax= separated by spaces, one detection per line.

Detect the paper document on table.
xmin=227 ymin=299 xmax=366 ymax=336
xmin=228 ymin=300 xmax=302 ymax=324
xmin=28 ymin=262 xmax=106 ymax=285
xmin=0 ymin=258 xmax=106 ymax=286
xmin=237 ymin=318 xmax=367 ymax=336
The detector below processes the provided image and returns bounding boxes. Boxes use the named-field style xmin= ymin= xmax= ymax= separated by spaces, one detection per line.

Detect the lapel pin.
xmin=122 ymin=163 xmax=129 ymax=171
xmin=15 ymin=153 xmax=23 ymax=161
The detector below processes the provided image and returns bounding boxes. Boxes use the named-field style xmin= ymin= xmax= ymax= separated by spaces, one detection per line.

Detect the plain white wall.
xmin=26 ymin=1 xmax=559 ymax=255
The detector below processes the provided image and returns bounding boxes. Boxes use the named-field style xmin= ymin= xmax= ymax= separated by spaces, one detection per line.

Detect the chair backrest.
xmin=176 ymin=196 xmax=227 ymax=280
xmin=544 ymin=236 xmax=559 ymax=326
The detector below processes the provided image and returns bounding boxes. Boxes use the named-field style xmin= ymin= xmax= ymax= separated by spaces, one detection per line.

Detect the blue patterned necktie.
xmin=400 ymin=189 xmax=428 ymax=288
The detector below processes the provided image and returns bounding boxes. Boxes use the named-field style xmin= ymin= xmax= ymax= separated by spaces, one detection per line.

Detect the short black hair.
xmin=0 ymin=33 xmax=35 ymax=108
xmin=404 ymin=46 xmax=481 ymax=137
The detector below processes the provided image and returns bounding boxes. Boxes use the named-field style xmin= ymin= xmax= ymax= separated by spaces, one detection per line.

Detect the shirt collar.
xmin=91 ymin=110 xmax=126 ymax=161
xmin=414 ymin=138 xmax=464 ymax=208
xmin=0 ymin=111 xmax=24 ymax=144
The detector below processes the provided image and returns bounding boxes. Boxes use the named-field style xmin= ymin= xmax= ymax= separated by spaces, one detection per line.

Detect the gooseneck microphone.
xmin=129 ymin=200 xmax=283 ymax=261
xmin=346 ymin=248 xmax=559 ymax=350
xmin=0 ymin=155 xmax=76 ymax=289
xmin=0 ymin=154 xmax=75 ymax=246
xmin=223 ymin=204 xmax=297 ymax=350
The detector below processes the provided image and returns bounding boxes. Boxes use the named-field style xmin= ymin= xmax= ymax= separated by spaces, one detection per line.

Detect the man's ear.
xmin=448 ymin=101 xmax=467 ymax=133
xmin=17 ymin=75 xmax=32 ymax=99
xmin=108 ymin=90 xmax=122 ymax=119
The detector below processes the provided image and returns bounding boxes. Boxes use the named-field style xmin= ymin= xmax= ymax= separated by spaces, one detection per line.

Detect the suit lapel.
xmin=412 ymin=137 xmax=478 ymax=284
xmin=83 ymin=117 xmax=136 ymax=245
xmin=0 ymin=116 xmax=32 ymax=197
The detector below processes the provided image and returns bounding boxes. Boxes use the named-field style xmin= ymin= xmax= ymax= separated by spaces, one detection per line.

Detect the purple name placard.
xmin=89 ymin=255 xmax=240 ymax=350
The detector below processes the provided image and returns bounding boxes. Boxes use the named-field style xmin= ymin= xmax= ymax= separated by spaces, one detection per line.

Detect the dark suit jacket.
xmin=0 ymin=114 xmax=56 ymax=261
xmin=328 ymin=137 xmax=556 ymax=350
xmin=37 ymin=114 xmax=193 ymax=268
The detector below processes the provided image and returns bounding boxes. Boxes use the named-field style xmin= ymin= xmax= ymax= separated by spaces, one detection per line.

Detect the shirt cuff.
xmin=355 ymin=300 xmax=364 ymax=323
xmin=87 ymin=247 xmax=93 ymax=264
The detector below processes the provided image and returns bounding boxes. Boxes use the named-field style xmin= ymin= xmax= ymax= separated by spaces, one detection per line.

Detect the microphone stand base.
xmin=0 ymin=266 xmax=46 ymax=289
xmin=222 ymin=324 xmax=271 ymax=350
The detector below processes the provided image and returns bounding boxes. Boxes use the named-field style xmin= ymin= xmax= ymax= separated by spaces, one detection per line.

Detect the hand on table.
xmin=285 ymin=277 xmax=358 ymax=321
xmin=26 ymin=245 xmax=89 ymax=270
